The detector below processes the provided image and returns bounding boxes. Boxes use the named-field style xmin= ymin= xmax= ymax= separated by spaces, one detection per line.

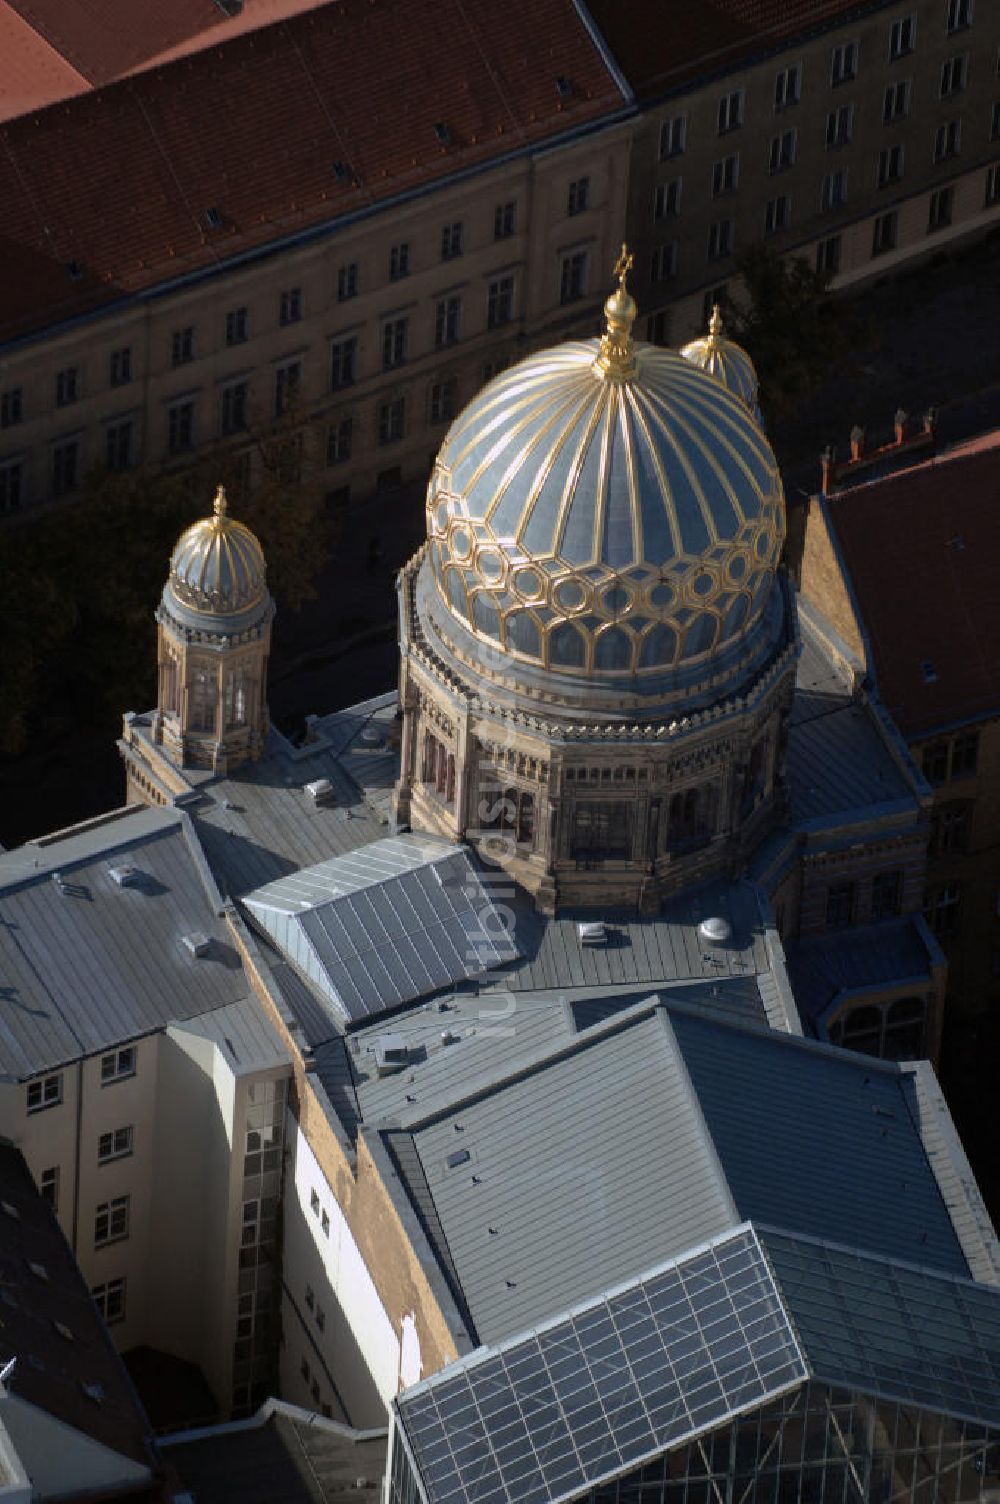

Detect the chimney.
xmin=922 ymin=407 xmax=937 ymax=437
xmin=820 ymin=446 xmax=834 ymax=495
xmin=894 ymin=408 xmax=908 ymax=445
xmin=849 ymin=425 xmax=865 ymax=462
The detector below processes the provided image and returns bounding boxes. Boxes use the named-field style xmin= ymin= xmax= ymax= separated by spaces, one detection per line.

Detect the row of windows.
xmin=649 ymin=164 xmax=1000 ymax=283
xmin=826 ymin=869 xmax=903 ymax=928
xmin=657 ymin=2 xmax=977 ymax=155
xmin=922 ymin=729 xmax=978 ymax=782
xmin=655 ymin=113 xmax=985 ymax=230
xmin=298 ymin=1354 xmax=334 ymax=1418
xmin=25 ymin=1047 xmax=135 ymax=1114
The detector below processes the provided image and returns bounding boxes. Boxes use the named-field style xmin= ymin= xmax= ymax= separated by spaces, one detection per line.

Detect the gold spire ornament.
xmin=594 ymin=242 xmax=638 ymax=381
xmin=707 ymin=304 xmax=724 ymax=344
xmin=213 ymin=484 xmax=228 ymax=520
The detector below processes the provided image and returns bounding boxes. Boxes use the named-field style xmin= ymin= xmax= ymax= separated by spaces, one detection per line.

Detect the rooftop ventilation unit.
xmin=698 ymin=916 xmax=732 ymax=946
xmin=433 ymin=122 xmax=451 ymax=145
xmin=109 ymin=863 xmax=140 ymax=888
xmin=182 ymin=932 xmax=213 ymax=959
xmin=304 ymin=778 xmax=336 ymax=807
xmin=578 ymin=921 xmax=608 ymax=946
xmin=204 ymin=207 xmax=222 ymax=230
xmin=374 ymin=1034 xmax=409 ymax=1077
xmin=360 ymin=726 xmax=384 ymax=747
xmin=555 ymin=75 xmax=572 ymax=98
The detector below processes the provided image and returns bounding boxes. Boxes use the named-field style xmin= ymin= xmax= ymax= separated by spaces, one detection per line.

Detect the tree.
xmin=721 ymin=244 xmax=862 ymax=425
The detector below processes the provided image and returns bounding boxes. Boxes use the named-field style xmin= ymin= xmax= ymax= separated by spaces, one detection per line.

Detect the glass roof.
xmin=395 ymin=1227 xmax=806 ymax=1504
xmin=761 ymin=1230 xmax=1000 ymax=1427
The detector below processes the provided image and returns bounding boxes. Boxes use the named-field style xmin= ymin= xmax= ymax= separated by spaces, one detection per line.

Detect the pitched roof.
xmin=0 ymin=804 xmax=251 ymax=1077
xmin=395 ymin=1221 xmax=1000 ymax=1504
xmin=0 ymin=0 xmax=625 ymax=344
xmin=242 ymin=835 xmax=519 ymax=1026
xmin=822 ymin=432 xmax=1000 ymax=737
xmin=0 ymin=1146 xmax=156 ymax=1471
xmin=384 ymin=1000 xmax=977 ymax=1347
xmin=582 ymin=0 xmax=883 ymax=103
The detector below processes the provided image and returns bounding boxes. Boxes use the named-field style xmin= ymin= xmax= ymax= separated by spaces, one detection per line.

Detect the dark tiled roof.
xmin=824 ymin=434 xmax=1000 ymax=737
xmin=0 ymin=1145 xmax=156 ymax=1470
xmin=0 ymin=0 xmax=625 ymax=344
xmin=584 ymin=0 xmax=881 ymax=101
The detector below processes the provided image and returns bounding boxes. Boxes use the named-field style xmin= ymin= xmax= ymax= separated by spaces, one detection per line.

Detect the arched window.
xmin=189 ymin=666 xmax=215 ymax=733
xmin=830 ymin=1005 xmax=882 ymax=1057
xmin=162 ymin=654 xmax=179 ymax=716
xmin=517 ymin=792 xmax=534 ymax=845
xmin=883 ymin=997 xmax=925 ymax=1060
xmin=666 ymin=785 xmax=716 ymax=853
xmin=445 ymin=754 xmax=456 ymax=804
xmin=224 ymin=670 xmax=249 ymax=729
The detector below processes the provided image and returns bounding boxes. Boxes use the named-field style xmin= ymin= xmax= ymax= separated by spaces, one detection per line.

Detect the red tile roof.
xmin=584 ymin=0 xmax=881 ymax=100
xmin=0 ymin=0 xmax=624 ymax=344
xmin=0 ymin=4 xmax=89 ymax=120
xmin=824 ymin=432 xmax=1000 ymax=739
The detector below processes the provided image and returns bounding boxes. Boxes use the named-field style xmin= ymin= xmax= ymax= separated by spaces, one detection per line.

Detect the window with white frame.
xmin=816 ymin=234 xmax=842 ymax=276
xmin=567 ymin=177 xmax=590 ymax=216
xmin=97 ymin=1126 xmax=134 ymax=1164
xmin=55 ymin=366 xmax=79 ymax=407
xmin=101 ymin=1047 xmax=136 ymax=1084
xmin=658 ymin=114 xmax=686 ymax=159
xmin=435 ymin=295 xmax=461 ymax=349
xmin=330 ymin=335 xmax=357 ymax=391
xmin=381 ymin=317 xmax=407 ymax=371
xmin=934 ymin=119 xmax=961 ymax=160
xmin=883 ymin=78 xmax=911 ymax=122
xmin=440 ymin=221 xmax=464 ymax=259
xmin=764 ymin=195 xmax=791 ymax=235
xmin=167 ymin=399 xmax=195 ymax=455
xmin=377 ymin=396 xmax=405 ymax=446
xmin=889 ymin=15 xmax=915 ymax=60
xmin=831 ymin=39 xmax=858 ymax=85
xmin=337 ymin=261 xmax=359 ymax=301
xmin=559 ymin=249 xmax=588 ymax=305
xmin=430 ymin=378 xmax=457 ymax=425
xmin=274 ymin=359 xmax=301 ymax=417
xmin=40 ymin=1167 xmax=59 ymax=1211
xmin=768 ymin=128 xmax=796 ymax=173
xmin=986 ymin=162 xmax=1000 ymax=205
xmin=52 ymin=438 xmax=79 ymax=498
xmin=109 ymin=348 xmax=132 ymax=387
xmin=774 ymin=62 xmax=801 ymax=110
xmin=487 ymin=275 xmax=515 ymax=329
xmin=928 ymin=184 xmax=954 ymax=230
xmin=826 ymin=103 xmax=854 ymax=146
xmin=707 ymin=219 xmax=734 ymax=259
xmin=924 ymin=881 xmax=962 ymax=939
xmin=940 ymin=53 xmax=968 ymax=97
xmin=717 ymin=89 xmax=744 ymax=133
xmin=0 ymin=457 xmax=23 ymax=513
xmin=0 ymin=387 xmax=22 ymax=427
xmin=220 ymin=381 xmax=248 ymax=437
xmin=326 ymin=416 xmax=352 ymax=465
xmin=92 ymin=1276 xmax=126 ymax=1324
xmin=947 ymin=0 xmax=972 ymax=33
xmin=279 ymin=287 xmax=302 ymax=325
xmin=106 ymin=417 xmax=134 ymax=472
xmin=877 ymin=144 xmax=905 ymax=186
xmin=711 ymin=153 xmax=739 ymax=196
xmin=872 ymin=209 xmax=898 ymax=256
xmin=494 ymin=201 xmax=516 ymax=240
xmin=389 ymin=242 xmax=410 ymax=281
xmin=27 ymin=1074 xmax=63 ymax=1114
xmin=225 ymin=307 xmax=249 ymax=346
xmin=650 ymin=242 xmax=678 ymax=282
xmin=171 ymin=326 xmax=194 ymax=366
xmin=94 ymin=1194 xmax=130 ymax=1247
xmin=653 ymin=178 xmax=682 ymax=219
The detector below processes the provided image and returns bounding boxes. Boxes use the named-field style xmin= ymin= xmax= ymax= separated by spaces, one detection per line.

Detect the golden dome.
xmin=680 ymin=306 xmax=761 ymax=418
xmin=422 ymin=263 xmax=784 ymax=687
xmin=165 ymin=487 xmax=268 ymax=624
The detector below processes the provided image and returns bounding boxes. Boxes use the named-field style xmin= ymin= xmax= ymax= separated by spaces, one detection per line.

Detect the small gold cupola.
xmin=593 ymin=244 xmax=638 ymax=381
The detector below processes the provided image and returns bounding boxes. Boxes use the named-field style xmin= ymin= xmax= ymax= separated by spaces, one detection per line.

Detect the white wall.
xmin=281 ymin=1119 xmax=405 ymax=1426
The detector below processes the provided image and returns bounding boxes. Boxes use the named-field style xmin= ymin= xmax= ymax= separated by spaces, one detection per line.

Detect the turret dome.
xmin=162 ymin=486 xmax=269 ymax=633
xmin=679 ymin=305 xmax=761 ymax=420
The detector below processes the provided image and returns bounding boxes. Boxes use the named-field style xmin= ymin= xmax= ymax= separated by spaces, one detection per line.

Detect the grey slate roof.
xmin=786 ymin=624 xmax=917 ymax=828
xmin=169 ymin=996 xmax=290 ymax=1077
xmin=783 ymin=915 xmax=940 ymax=1029
xmin=384 ymin=1001 xmax=977 ymax=1348
xmin=242 ymin=836 xmax=519 ymax=1026
xmin=395 ymin=1222 xmax=1000 ymax=1504
xmin=125 ymin=715 xmax=389 ymax=901
xmin=0 ymin=805 xmax=251 ymax=1078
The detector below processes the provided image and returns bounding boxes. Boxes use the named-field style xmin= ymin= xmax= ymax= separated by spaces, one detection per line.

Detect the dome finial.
xmin=594 ymin=243 xmax=638 ymax=381
xmin=708 ymin=304 xmax=724 ymax=341
xmin=214 ymin=484 xmax=228 ymax=521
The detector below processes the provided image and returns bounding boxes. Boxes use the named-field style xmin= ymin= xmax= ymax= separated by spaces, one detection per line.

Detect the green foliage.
xmin=722 ymin=244 xmax=861 ymax=424
xmin=0 ymin=414 xmax=330 ymax=756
